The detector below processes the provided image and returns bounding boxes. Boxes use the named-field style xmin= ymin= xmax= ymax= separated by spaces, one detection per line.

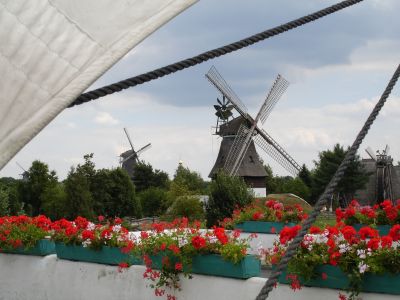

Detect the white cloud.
xmin=94 ymin=112 xmax=119 ymax=125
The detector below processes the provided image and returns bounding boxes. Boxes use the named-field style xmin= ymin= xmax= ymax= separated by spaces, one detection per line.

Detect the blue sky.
xmin=1 ymin=0 xmax=400 ymax=180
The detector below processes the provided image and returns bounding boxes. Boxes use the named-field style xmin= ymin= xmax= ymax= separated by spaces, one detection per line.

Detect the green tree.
xmin=310 ymin=144 xmax=370 ymax=205
xmin=41 ymin=182 xmax=67 ymax=220
xmin=279 ymin=177 xmax=311 ymax=200
xmin=19 ymin=161 xmax=58 ymax=215
xmin=264 ymin=164 xmax=278 ymax=194
xmin=298 ymin=164 xmax=313 ymax=189
xmin=63 ymin=154 xmax=97 ymax=219
xmin=64 ymin=167 xmax=94 ymax=219
xmin=0 ymin=186 xmax=9 ymax=216
xmin=132 ymin=161 xmax=169 ymax=193
xmin=206 ymin=171 xmax=253 ymax=227
xmin=139 ymin=187 xmax=169 ymax=217
xmin=173 ymin=164 xmax=206 ymax=194
xmin=0 ymin=177 xmax=23 ymax=215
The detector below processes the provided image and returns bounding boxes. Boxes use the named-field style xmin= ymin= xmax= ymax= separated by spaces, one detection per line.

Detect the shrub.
xmin=168 ymin=196 xmax=204 ymax=221
xmin=139 ymin=187 xmax=169 ymax=217
xmin=206 ymin=171 xmax=253 ymax=227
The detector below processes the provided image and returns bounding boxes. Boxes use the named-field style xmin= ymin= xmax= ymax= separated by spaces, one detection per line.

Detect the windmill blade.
xmin=16 ymin=162 xmax=27 ymax=172
xmin=123 ymin=128 xmax=136 ymax=152
xmin=365 ymin=147 xmax=377 ymax=161
xmin=136 ymin=143 xmax=152 ymax=157
xmin=206 ymin=66 xmax=248 ymax=117
xmin=253 ymin=128 xmax=301 ymax=176
xmin=259 ymin=75 xmax=289 ymax=125
xmin=214 ymin=104 xmax=222 ymax=111
xmin=224 ymin=123 xmax=254 ymax=176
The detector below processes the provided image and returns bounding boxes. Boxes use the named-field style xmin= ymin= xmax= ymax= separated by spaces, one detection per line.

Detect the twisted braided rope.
xmin=255 ymin=63 xmax=400 ymax=300
xmin=69 ymin=0 xmax=363 ymax=107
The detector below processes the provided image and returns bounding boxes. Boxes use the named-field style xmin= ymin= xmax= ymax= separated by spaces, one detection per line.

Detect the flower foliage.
xmin=265 ymin=222 xmax=400 ymax=300
xmin=51 ymin=216 xmax=134 ymax=250
xmin=0 ymin=215 xmax=52 ymax=251
xmin=336 ymin=199 xmax=400 ymax=225
xmin=133 ymin=217 xmax=252 ymax=299
xmin=221 ymin=199 xmax=307 ymax=229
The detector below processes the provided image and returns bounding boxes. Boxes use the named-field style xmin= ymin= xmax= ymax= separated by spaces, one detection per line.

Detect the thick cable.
xmin=255 ymin=63 xmax=400 ymax=300
xmin=69 ymin=0 xmax=363 ymax=107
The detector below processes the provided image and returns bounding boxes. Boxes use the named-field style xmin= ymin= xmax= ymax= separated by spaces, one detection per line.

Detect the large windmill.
xmin=119 ymin=128 xmax=151 ymax=179
xmin=207 ymin=66 xmax=301 ymax=194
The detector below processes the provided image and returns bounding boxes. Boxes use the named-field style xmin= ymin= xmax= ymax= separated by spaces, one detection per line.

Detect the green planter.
xmin=55 ymin=243 xmax=141 ymax=266
xmin=2 ymin=239 xmax=55 ymax=256
xmin=352 ymin=224 xmax=391 ymax=236
xmin=234 ymin=221 xmax=296 ymax=233
xmin=150 ymin=253 xmax=260 ymax=279
xmin=279 ymin=265 xmax=400 ymax=295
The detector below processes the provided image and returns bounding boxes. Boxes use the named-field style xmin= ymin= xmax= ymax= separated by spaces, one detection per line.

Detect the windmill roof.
xmin=209 ymin=135 xmax=267 ymax=178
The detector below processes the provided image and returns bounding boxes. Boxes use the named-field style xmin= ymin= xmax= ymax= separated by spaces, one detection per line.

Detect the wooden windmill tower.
xmin=207 ymin=66 xmax=301 ymax=195
xmin=361 ymin=145 xmax=400 ymax=204
xmin=119 ymin=128 xmax=151 ymax=179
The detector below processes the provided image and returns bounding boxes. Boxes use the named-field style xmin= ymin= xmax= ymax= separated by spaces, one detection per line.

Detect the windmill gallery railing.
xmin=60 ymin=0 xmax=400 ymax=299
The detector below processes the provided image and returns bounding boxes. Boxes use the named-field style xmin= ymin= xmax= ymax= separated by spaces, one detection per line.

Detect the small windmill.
xmin=16 ymin=162 xmax=29 ymax=181
xmin=207 ymin=66 xmax=301 ymax=187
xmin=365 ymin=145 xmax=394 ymax=203
xmin=213 ymin=95 xmax=234 ymax=134
xmin=119 ymin=128 xmax=151 ymax=178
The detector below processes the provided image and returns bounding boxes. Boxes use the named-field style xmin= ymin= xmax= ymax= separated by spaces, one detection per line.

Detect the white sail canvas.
xmin=0 ymin=0 xmax=197 ymax=169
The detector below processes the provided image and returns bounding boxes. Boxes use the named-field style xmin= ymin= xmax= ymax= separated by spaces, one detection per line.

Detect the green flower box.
xmin=352 ymin=224 xmax=391 ymax=236
xmin=55 ymin=243 xmax=142 ymax=266
xmin=150 ymin=253 xmax=260 ymax=279
xmin=234 ymin=221 xmax=296 ymax=233
xmin=2 ymin=239 xmax=55 ymax=256
xmin=278 ymin=265 xmax=400 ymax=295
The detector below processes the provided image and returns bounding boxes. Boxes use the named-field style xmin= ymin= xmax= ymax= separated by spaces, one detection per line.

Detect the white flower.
xmin=86 ymin=222 xmax=95 ymax=231
xmin=112 ymin=224 xmax=122 ymax=233
xmin=357 ymin=249 xmax=366 ymax=259
xmin=339 ymin=243 xmax=350 ymax=254
xmin=82 ymin=239 xmax=91 ymax=247
xmin=358 ymin=262 xmax=369 ymax=274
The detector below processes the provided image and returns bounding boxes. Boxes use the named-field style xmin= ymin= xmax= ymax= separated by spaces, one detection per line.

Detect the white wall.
xmin=0 ymin=254 xmax=398 ymax=300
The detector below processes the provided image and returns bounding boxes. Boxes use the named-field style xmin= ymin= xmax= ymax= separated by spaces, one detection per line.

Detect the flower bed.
xmin=55 ymin=243 xmax=141 ymax=266
xmin=278 ymin=264 xmax=400 ymax=295
xmin=0 ymin=215 xmax=54 ymax=255
xmin=222 ymin=199 xmax=307 ymax=234
xmin=51 ymin=216 xmax=136 ymax=266
xmin=265 ymin=223 xmax=400 ymax=300
xmin=133 ymin=218 xmax=260 ymax=299
xmin=336 ymin=199 xmax=400 ymax=228
xmin=2 ymin=239 xmax=55 ymax=256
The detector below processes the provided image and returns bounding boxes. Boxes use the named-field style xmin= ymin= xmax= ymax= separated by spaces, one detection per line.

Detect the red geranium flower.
xmin=175 ymin=262 xmax=183 ymax=271
xmin=389 ymin=224 xmax=400 ymax=241
xmin=191 ymin=236 xmax=206 ymax=249
xmin=358 ymin=226 xmax=378 ymax=240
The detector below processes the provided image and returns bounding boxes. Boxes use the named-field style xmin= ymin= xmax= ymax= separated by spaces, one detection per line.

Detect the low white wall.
xmin=0 ymin=254 xmax=398 ymax=300
xmin=240 ymin=232 xmax=277 ymax=255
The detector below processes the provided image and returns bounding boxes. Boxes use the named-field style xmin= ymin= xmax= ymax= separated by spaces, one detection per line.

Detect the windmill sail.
xmin=0 ymin=0 xmax=197 ymax=170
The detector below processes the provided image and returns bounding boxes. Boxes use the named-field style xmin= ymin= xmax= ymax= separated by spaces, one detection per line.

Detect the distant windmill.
xmin=16 ymin=162 xmax=29 ymax=181
xmin=207 ymin=66 xmax=301 ymax=192
xmin=365 ymin=145 xmax=394 ymax=203
xmin=119 ymin=128 xmax=151 ymax=178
